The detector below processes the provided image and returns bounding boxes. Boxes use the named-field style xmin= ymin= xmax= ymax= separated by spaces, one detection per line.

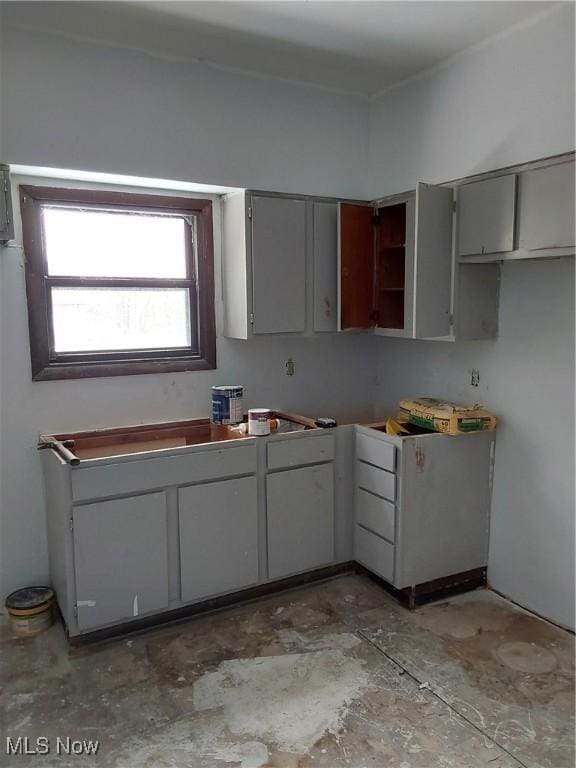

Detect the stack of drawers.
xmin=354 ymin=432 xmax=397 ymax=584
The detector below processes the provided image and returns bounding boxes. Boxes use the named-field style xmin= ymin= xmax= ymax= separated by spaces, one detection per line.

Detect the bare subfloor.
xmin=1 ymin=574 xmax=574 ymax=768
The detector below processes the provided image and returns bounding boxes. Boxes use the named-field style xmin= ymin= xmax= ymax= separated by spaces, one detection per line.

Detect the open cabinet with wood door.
xmin=339 ymin=183 xmax=454 ymax=339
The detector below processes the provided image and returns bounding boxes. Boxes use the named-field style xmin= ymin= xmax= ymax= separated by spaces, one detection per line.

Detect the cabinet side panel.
xmin=42 ymin=450 xmax=75 ymax=630
xmin=313 ymin=202 xmax=338 ymax=332
xmin=414 ymin=183 xmax=453 ymax=338
xmin=398 ymin=433 xmax=494 ymax=588
xmin=456 ymin=263 xmax=500 ymax=339
xmin=222 ymin=193 xmax=249 ymax=339
xmin=339 ymin=203 xmax=374 ymax=329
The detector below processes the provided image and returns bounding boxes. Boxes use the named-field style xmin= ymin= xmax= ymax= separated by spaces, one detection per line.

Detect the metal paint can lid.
xmin=5 ymin=586 xmax=55 ymax=613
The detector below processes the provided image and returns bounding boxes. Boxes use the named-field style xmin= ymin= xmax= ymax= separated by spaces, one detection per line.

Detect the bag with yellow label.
xmin=399 ymin=397 xmax=497 ymax=435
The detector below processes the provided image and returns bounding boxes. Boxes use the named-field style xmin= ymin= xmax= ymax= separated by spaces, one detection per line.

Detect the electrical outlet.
xmin=470 ymin=369 xmax=480 ymax=387
xmin=285 ymin=358 xmax=295 ymax=377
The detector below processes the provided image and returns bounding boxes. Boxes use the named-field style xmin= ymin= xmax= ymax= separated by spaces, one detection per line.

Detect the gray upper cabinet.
xmin=340 ymin=183 xmax=453 ymax=340
xmin=223 ymin=192 xmax=338 ymax=338
xmin=179 ymin=476 xmax=259 ymax=603
xmin=73 ymin=493 xmax=169 ymax=631
xmin=457 ymin=174 xmax=517 ymax=257
xmin=313 ymin=202 xmax=339 ymax=332
xmin=267 ymin=463 xmax=335 ymax=580
xmin=517 ymin=160 xmax=575 ymax=254
xmin=251 ymin=196 xmax=307 ymax=334
xmin=413 ymin=182 xmax=454 ymax=338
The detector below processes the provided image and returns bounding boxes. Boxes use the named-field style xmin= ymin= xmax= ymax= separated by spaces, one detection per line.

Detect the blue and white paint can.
xmin=211 ymin=386 xmax=244 ymax=425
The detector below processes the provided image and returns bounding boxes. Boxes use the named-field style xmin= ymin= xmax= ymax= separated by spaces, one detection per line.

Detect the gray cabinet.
xmin=339 ymin=183 xmax=454 ymax=339
xmin=457 ymin=174 xmax=517 ymax=257
xmin=354 ymin=427 xmax=494 ymax=590
xmin=73 ymin=493 xmax=169 ymax=631
xmin=518 ymin=160 xmax=575 ymax=254
xmin=222 ymin=192 xmax=340 ymax=338
xmin=267 ymin=463 xmax=335 ymax=579
xmin=313 ymin=202 xmax=339 ymax=332
xmin=251 ymin=196 xmax=307 ymax=334
xmin=179 ymin=477 xmax=259 ymax=602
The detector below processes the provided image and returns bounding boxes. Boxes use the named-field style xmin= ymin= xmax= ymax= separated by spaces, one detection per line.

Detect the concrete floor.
xmin=0 ymin=574 xmax=573 ymax=768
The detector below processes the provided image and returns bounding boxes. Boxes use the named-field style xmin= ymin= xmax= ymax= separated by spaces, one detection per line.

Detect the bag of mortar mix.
xmin=398 ymin=397 xmax=497 ymax=435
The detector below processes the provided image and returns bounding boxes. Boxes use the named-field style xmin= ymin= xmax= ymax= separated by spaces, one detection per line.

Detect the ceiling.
xmin=2 ymin=1 xmax=557 ymax=96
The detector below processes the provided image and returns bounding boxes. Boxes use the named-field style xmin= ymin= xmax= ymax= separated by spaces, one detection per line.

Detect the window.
xmin=20 ymin=186 xmax=216 ymax=380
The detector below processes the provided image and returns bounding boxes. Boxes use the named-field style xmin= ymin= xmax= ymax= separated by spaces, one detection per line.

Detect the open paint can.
xmin=248 ymin=408 xmax=272 ymax=436
xmin=211 ymin=386 xmax=244 ymax=425
xmin=5 ymin=586 xmax=55 ymax=638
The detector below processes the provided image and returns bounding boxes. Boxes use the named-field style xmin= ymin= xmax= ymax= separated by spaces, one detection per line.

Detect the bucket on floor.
xmin=5 ymin=586 xmax=55 ymax=638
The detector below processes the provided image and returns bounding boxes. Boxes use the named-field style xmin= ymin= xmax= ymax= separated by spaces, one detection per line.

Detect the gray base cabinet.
xmin=73 ymin=493 xmax=169 ymax=631
xmin=42 ymin=429 xmax=340 ymax=638
xmin=354 ymin=426 xmax=495 ymax=590
xmin=267 ymin=464 xmax=335 ymax=580
xmin=179 ymin=477 xmax=259 ymax=603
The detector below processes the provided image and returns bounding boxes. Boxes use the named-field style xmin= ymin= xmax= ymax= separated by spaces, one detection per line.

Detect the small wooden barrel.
xmin=5 ymin=586 xmax=55 ymax=638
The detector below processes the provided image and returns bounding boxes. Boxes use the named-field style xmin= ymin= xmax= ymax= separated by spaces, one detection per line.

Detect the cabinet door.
xmin=457 ymin=175 xmax=516 ymax=256
xmin=251 ymin=196 xmax=306 ymax=334
xmin=73 ymin=493 xmax=169 ymax=631
xmin=414 ymin=183 xmax=454 ymax=337
xmin=267 ymin=464 xmax=334 ymax=579
xmin=313 ymin=202 xmax=338 ymax=332
xmin=339 ymin=203 xmax=374 ymax=329
xmin=179 ymin=477 xmax=258 ymax=602
xmin=518 ymin=162 xmax=575 ymax=252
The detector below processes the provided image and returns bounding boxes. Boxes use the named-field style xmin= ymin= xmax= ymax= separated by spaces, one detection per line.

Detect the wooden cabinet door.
xmin=179 ymin=476 xmax=258 ymax=602
xmin=313 ymin=202 xmax=338 ymax=332
xmin=338 ymin=203 xmax=374 ymax=329
xmin=414 ymin=183 xmax=454 ymax=338
xmin=267 ymin=464 xmax=334 ymax=579
xmin=518 ymin=161 xmax=575 ymax=253
xmin=250 ymin=196 xmax=306 ymax=334
xmin=457 ymin=175 xmax=517 ymax=257
xmin=73 ymin=493 xmax=169 ymax=631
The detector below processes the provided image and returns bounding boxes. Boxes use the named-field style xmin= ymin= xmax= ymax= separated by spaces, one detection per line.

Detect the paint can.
xmin=248 ymin=408 xmax=273 ymax=436
xmin=211 ymin=386 xmax=244 ymax=425
xmin=5 ymin=586 xmax=55 ymax=638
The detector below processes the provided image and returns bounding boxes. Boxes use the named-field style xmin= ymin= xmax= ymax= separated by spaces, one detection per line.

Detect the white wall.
xmin=369 ymin=3 xmax=575 ymax=629
xmin=0 ymin=25 xmax=368 ymax=199
xmin=368 ymin=4 xmax=575 ymax=198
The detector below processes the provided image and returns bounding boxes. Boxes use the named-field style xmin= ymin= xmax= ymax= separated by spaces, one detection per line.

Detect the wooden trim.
xmin=19 ymin=186 xmax=216 ymax=380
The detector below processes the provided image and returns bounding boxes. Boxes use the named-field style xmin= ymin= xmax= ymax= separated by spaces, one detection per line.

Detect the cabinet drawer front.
xmin=356 ymin=461 xmax=396 ymax=502
xmin=356 ymin=433 xmax=395 ymax=473
xmin=355 ymin=525 xmax=395 ymax=583
xmin=72 ymin=444 xmax=257 ymax=501
xmin=267 ymin=434 xmax=335 ymax=470
xmin=356 ymin=489 xmax=395 ymax=543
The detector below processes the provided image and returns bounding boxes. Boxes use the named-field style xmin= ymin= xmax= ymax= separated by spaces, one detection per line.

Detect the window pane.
xmin=51 ymin=288 xmax=192 ymax=352
xmin=43 ymin=208 xmax=187 ymax=278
